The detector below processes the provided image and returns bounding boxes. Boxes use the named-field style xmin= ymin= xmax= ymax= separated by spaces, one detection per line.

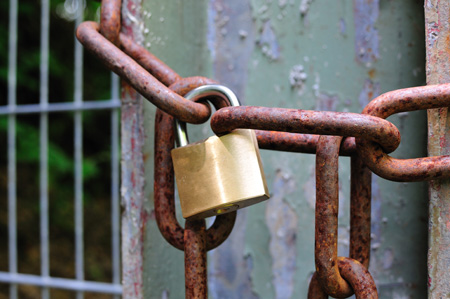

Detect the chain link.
xmin=358 ymin=84 xmax=450 ymax=181
xmin=154 ymin=78 xmax=237 ymax=251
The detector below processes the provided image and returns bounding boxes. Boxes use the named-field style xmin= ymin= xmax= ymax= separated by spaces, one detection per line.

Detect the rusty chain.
xmin=306 ymin=136 xmax=376 ymax=298
xmin=77 ymin=0 xmax=450 ymax=298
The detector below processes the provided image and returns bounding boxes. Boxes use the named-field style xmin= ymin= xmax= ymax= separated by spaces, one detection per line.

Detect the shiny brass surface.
xmin=171 ymin=129 xmax=269 ymax=219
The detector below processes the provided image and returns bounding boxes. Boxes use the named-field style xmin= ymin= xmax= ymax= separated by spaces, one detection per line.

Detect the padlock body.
xmin=171 ymin=129 xmax=269 ymax=219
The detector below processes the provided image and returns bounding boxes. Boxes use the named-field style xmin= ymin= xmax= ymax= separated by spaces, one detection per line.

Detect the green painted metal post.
xmin=134 ymin=1 xmax=428 ymax=297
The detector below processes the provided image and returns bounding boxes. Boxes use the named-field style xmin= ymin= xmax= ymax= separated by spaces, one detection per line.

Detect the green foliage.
xmin=0 ymin=117 xmax=101 ymax=184
xmin=0 ymin=0 xmax=117 ymax=287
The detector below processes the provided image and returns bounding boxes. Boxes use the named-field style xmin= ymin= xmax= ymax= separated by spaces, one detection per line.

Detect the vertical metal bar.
xmin=110 ymin=73 xmax=120 ymax=299
xmin=40 ymin=0 xmax=50 ymax=298
xmin=74 ymin=1 xmax=84 ymax=298
xmin=120 ymin=1 xmax=145 ymax=297
xmin=425 ymin=0 xmax=450 ymax=297
xmin=349 ymin=155 xmax=371 ymax=269
xmin=8 ymin=0 xmax=18 ymax=298
xmin=184 ymin=220 xmax=207 ymax=299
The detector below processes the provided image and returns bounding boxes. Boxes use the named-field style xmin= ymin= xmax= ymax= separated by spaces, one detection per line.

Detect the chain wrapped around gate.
xmin=76 ymin=0 xmax=450 ymax=298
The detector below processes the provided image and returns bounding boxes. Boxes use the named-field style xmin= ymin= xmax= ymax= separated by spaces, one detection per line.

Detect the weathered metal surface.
xmin=120 ymin=1 xmax=146 ymax=298
xmin=314 ymin=135 xmax=353 ymax=298
xmin=211 ymin=106 xmax=400 ymax=152
xmin=76 ymin=21 xmax=212 ymax=124
xmin=256 ymin=132 xmax=356 ymax=156
xmin=337 ymin=257 xmax=378 ymax=299
xmin=153 ymin=108 xmax=185 ymax=250
xmin=141 ymin=0 xmax=427 ymax=298
xmin=358 ymin=84 xmax=450 ymax=181
xmin=308 ymin=258 xmax=379 ymax=299
xmin=119 ymin=33 xmax=182 ymax=86
xmin=309 ymin=151 xmax=372 ymax=298
xmin=425 ymin=0 xmax=450 ymax=297
xmin=184 ymin=219 xmax=208 ymax=299
xmin=350 ymin=156 xmax=371 ymax=269
xmin=307 ymin=273 xmax=328 ymax=299
xmin=140 ymin=2 xmax=219 ymax=297
xmin=100 ymin=0 xmax=121 ymax=45
xmin=265 ymin=171 xmax=298 ymax=298
xmin=154 ymin=83 xmax=237 ymax=251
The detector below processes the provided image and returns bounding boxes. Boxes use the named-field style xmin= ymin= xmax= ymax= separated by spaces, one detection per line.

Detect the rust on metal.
xmin=153 ymin=80 xmax=237 ymax=251
xmin=76 ymin=21 xmax=211 ymax=124
xmin=426 ymin=0 xmax=450 ymax=296
xmin=255 ymin=131 xmax=356 ymax=156
xmin=184 ymin=219 xmax=207 ymax=299
xmin=358 ymin=84 xmax=450 ymax=181
xmin=168 ymin=77 xmax=218 ymax=97
xmin=205 ymin=212 xmax=236 ymax=250
xmin=350 ymin=155 xmax=372 ymax=268
xmin=154 ymin=108 xmax=237 ymax=251
xmin=154 ymin=108 xmax=185 ymax=250
xmin=80 ymin=3 xmax=450 ymax=296
xmin=315 ymin=135 xmax=353 ymax=298
xmin=311 ymin=136 xmax=373 ymax=298
xmin=100 ymin=0 xmax=121 ymax=45
xmin=119 ymin=33 xmax=182 ymax=86
xmin=307 ymin=273 xmax=328 ymax=299
xmin=210 ymin=106 xmax=400 ymax=153
xmin=337 ymin=257 xmax=378 ymax=299
xmin=308 ymin=257 xmax=378 ymax=299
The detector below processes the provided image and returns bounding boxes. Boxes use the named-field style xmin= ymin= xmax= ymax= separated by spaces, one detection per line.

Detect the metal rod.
xmin=74 ymin=2 xmax=84 ymax=297
xmin=314 ymin=135 xmax=353 ymax=298
xmin=40 ymin=0 xmax=50 ymax=298
xmin=425 ymin=0 xmax=450 ymax=295
xmin=210 ymin=106 xmax=401 ymax=153
xmin=110 ymin=73 xmax=121 ymax=299
xmin=0 ymin=100 xmax=121 ymax=115
xmin=76 ymin=21 xmax=212 ymax=124
xmin=8 ymin=0 xmax=18 ymax=297
xmin=0 ymin=272 xmax=122 ymax=294
xmin=184 ymin=220 xmax=207 ymax=299
xmin=350 ymin=155 xmax=372 ymax=269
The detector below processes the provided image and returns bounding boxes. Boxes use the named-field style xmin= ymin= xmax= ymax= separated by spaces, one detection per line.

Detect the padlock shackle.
xmin=175 ymin=85 xmax=241 ymax=147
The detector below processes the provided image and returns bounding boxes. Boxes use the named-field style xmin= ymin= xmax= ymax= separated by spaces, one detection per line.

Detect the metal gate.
xmin=1 ymin=0 xmax=122 ymax=297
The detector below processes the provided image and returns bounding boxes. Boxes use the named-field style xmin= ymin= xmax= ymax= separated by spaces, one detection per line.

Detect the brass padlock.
xmin=171 ymin=85 xmax=270 ymax=219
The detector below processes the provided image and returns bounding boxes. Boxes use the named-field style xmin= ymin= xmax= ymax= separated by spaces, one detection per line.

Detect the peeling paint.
xmin=211 ymin=0 xmax=255 ymax=100
xmin=370 ymin=177 xmax=382 ymax=252
xmin=382 ymin=248 xmax=394 ymax=270
xmin=209 ymin=211 xmax=259 ymax=299
xmin=265 ymin=170 xmax=297 ymax=299
xmin=278 ymin=0 xmax=288 ymax=9
xmin=289 ymin=64 xmax=307 ymax=93
xmin=358 ymin=79 xmax=380 ymax=109
xmin=141 ymin=0 xmax=428 ymax=297
xmin=353 ymin=0 xmax=379 ymax=64
xmin=161 ymin=289 xmax=169 ymax=299
xmin=339 ymin=18 xmax=347 ymax=36
xmin=299 ymin=0 xmax=313 ymax=17
xmin=121 ymin=1 xmax=147 ymax=298
xmin=426 ymin=0 xmax=450 ymax=296
xmin=207 ymin=0 xmax=218 ymax=60
xmin=315 ymin=92 xmax=339 ymax=111
xmin=303 ymin=166 xmax=316 ymax=210
xmin=427 ymin=21 xmax=439 ymax=48
xmin=258 ymin=21 xmax=280 ymax=61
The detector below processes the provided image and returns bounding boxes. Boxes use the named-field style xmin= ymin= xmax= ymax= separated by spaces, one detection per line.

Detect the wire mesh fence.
xmin=1 ymin=0 xmax=122 ymax=297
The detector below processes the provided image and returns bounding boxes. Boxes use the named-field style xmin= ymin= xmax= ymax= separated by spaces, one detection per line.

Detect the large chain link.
xmin=77 ymin=0 xmax=450 ymax=298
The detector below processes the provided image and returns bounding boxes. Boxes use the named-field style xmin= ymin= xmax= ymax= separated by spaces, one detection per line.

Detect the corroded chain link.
xmin=306 ymin=136 xmax=376 ymax=298
xmin=77 ymin=0 xmax=450 ymax=298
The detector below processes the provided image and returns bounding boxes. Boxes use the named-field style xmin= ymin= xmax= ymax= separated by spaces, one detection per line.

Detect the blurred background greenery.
xmin=0 ymin=0 xmax=120 ymax=297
